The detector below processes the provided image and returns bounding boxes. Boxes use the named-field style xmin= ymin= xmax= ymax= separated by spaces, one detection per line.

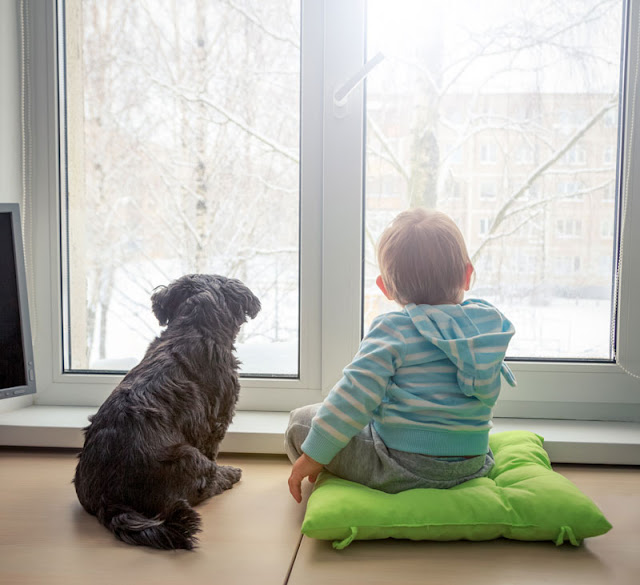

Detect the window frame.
xmin=26 ymin=0 xmax=640 ymax=422
xmin=28 ymin=0 xmax=329 ymax=410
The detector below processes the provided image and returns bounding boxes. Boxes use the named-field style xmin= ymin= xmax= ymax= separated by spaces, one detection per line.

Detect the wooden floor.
xmin=0 ymin=449 xmax=638 ymax=585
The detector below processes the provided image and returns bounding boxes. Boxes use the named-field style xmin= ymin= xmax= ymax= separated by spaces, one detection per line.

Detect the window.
xmin=515 ymin=253 xmax=537 ymax=275
xmin=604 ymin=146 xmax=615 ymax=165
xmin=479 ymin=217 xmax=492 ymax=236
xmin=27 ymin=0 xmax=640 ymax=420
xmin=599 ymin=254 xmax=613 ymax=278
xmin=479 ymin=181 xmax=498 ymax=200
xmin=561 ymin=146 xmax=587 ymax=166
xmin=59 ymin=0 xmax=301 ymax=377
xmin=603 ymin=183 xmax=616 ymax=202
xmin=556 ymin=219 xmax=582 ymax=238
xmin=479 ymin=142 xmax=498 ymax=164
xmin=515 ymin=145 xmax=535 ymax=165
xmin=557 ymin=181 xmax=585 ymax=201
xmin=363 ymin=0 xmax=629 ymax=364
xmin=555 ymin=109 xmax=586 ymax=133
xmin=603 ymin=109 xmax=617 ymax=128
xmin=601 ymin=220 xmax=615 ymax=239
xmin=448 ymin=146 xmax=464 ymax=165
xmin=520 ymin=183 xmax=539 ymax=202
xmin=445 ymin=179 xmax=463 ymax=200
xmin=554 ymin=256 xmax=582 ymax=275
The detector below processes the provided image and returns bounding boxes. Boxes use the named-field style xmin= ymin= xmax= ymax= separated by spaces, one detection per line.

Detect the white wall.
xmin=0 ymin=0 xmax=34 ymax=413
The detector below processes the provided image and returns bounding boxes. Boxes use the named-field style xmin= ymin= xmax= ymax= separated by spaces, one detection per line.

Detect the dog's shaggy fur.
xmin=74 ymin=274 xmax=260 ymax=550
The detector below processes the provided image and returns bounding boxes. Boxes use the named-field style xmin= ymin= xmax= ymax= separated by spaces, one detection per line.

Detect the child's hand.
xmin=288 ymin=453 xmax=324 ymax=503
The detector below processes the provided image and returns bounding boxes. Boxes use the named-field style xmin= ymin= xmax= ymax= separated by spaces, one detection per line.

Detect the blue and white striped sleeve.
xmin=301 ymin=315 xmax=405 ymax=464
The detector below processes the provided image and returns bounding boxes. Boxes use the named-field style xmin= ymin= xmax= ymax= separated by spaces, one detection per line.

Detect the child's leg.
xmin=285 ymin=404 xmax=423 ymax=491
xmin=284 ymin=403 xmax=321 ymax=463
xmin=285 ymin=403 xmax=386 ymax=482
xmin=285 ymin=404 xmax=493 ymax=493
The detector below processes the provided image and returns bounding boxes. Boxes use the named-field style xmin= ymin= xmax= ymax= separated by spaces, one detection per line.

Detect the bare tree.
xmin=69 ymin=0 xmax=301 ymax=366
xmin=365 ymin=0 xmax=620 ymax=303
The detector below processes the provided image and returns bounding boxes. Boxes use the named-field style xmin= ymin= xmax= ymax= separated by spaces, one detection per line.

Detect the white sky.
xmin=367 ymin=0 xmax=623 ymax=94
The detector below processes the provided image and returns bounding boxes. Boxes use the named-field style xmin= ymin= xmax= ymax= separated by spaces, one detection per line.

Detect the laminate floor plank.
xmin=0 ymin=449 xmax=304 ymax=585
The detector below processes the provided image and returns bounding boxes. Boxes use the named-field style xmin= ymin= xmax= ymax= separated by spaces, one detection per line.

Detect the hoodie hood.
xmin=405 ymin=299 xmax=516 ymax=399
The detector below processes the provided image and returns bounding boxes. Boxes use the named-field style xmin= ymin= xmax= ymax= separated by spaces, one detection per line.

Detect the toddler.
xmin=286 ymin=208 xmax=516 ymax=502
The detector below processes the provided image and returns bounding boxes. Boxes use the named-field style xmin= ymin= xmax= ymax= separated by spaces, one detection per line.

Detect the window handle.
xmin=333 ymin=52 xmax=385 ymax=116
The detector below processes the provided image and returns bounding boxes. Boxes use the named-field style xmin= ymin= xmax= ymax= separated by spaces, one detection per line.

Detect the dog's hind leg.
xmin=189 ymin=463 xmax=242 ymax=505
xmin=161 ymin=444 xmax=241 ymax=506
xmin=210 ymin=463 xmax=242 ymax=492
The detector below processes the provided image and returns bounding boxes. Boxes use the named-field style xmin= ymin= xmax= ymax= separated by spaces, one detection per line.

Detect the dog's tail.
xmin=101 ymin=500 xmax=201 ymax=550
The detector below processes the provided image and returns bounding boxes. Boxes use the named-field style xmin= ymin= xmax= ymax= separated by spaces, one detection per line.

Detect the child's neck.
xmin=399 ymin=289 xmax=466 ymax=307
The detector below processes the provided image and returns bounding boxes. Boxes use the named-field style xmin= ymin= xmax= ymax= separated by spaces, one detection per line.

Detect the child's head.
xmin=376 ymin=208 xmax=473 ymax=306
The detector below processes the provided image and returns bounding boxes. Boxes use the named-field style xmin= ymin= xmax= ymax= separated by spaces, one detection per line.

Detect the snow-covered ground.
xmin=492 ymin=297 xmax=613 ymax=359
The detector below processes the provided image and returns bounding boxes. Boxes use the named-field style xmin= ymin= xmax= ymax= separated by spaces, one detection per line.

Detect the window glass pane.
xmin=60 ymin=0 xmax=300 ymax=375
xmin=364 ymin=0 xmax=622 ymax=360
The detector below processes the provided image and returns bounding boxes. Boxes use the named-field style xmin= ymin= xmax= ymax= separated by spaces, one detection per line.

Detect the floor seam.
xmin=283 ymin=533 xmax=304 ymax=584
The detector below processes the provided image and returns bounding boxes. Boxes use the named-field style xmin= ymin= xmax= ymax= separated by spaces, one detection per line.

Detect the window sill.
xmin=0 ymin=405 xmax=638 ymax=464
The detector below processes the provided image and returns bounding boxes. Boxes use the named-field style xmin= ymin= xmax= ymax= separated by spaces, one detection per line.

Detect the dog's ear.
xmin=222 ymin=278 xmax=261 ymax=324
xmin=151 ymin=286 xmax=172 ymax=326
xmin=151 ymin=276 xmax=199 ymax=326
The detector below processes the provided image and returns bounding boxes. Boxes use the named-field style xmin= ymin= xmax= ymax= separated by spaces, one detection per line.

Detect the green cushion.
xmin=301 ymin=431 xmax=612 ymax=549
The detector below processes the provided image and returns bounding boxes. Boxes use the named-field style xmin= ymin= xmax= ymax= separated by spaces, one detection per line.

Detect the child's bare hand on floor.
xmin=288 ymin=453 xmax=324 ymax=503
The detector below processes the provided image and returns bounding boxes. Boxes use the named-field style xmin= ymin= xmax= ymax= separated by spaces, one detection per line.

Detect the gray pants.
xmin=285 ymin=404 xmax=494 ymax=494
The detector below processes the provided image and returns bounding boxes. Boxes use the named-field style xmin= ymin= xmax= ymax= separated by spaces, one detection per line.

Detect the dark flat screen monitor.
xmin=0 ymin=203 xmax=36 ymax=399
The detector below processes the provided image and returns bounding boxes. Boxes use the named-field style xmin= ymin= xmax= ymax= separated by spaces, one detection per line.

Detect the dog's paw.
xmin=218 ymin=465 xmax=242 ymax=488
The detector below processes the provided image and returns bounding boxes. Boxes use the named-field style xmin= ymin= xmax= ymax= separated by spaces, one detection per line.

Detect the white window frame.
xmin=25 ymin=0 xmax=640 ymax=422
xmin=28 ymin=0 xmax=330 ymax=411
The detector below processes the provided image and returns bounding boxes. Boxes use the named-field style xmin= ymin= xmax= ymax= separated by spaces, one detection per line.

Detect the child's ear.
xmin=464 ymin=263 xmax=474 ymax=291
xmin=376 ymin=275 xmax=393 ymax=300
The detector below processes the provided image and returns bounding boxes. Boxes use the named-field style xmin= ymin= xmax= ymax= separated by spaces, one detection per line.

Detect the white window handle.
xmin=333 ymin=52 xmax=385 ymax=116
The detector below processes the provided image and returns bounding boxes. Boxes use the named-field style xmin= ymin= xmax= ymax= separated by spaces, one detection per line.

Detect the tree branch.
xmin=221 ymin=0 xmax=300 ymax=50
xmin=480 ymin=209 xmax=543 ymax=246
xmin=151 ymin=78 xmax=299 ymax=164
xmin=367 ymin=117 xmax=411 ymax=182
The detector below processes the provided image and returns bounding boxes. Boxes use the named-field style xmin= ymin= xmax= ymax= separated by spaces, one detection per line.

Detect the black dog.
xmin=74 ymin=274 xmax=260 ymax=550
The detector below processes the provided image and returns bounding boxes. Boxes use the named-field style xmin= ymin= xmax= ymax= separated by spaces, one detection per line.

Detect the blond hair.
xmin=377 ymin=208 xmax=471 ymax=305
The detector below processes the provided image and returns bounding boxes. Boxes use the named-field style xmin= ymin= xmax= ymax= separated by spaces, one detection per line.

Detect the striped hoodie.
xmin=301 ymin=299 xmax=517 ymax=464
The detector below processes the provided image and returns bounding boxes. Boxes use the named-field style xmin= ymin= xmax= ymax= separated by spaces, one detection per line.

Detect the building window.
xmin=561 ymin=146 xmax=587 ymax=166
xmin=603 ymin=146 xmax=614 ymax=165
xmin=444 ymin=144 xmax=463 ymax=165
xmin=479 ymin=142 xmax=498 ymax=164
xmin=603 ymin=109 xmax=617 ymax=128
xmin=557 ymin=181 xmax=585 ymax=201
xmin=601 ymin=220 xmax=614 ymax=239
xmin=479 ymin=181 xmax=498 ymax=200
xmin=554 ymin=256 xmax=582 ymax=274
xmin=556 ymin=218 xmax=583 ymax=238
xmin=603 ymin=183 xmax=616 ymax=202
xmin=514 ymin=145 xmax=535 ymax=165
